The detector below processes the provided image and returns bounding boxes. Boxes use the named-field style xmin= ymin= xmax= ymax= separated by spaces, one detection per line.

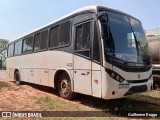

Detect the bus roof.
xmin=9 ymin=5 xmax=138 ymax=43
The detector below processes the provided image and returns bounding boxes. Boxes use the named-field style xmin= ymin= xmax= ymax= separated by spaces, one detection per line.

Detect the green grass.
xmin=35 ymin=93 xmax=160 ymax=119
xmin=36 ymin=95 xmax=115 ymax=118
xmin=36 ymin=95 xmax=57 ymax=110
xmin=81 ymin=97 xmax=160 ymax=112
xmin=2 ymin=60 xmax=6 ymax=67
xmin=0 ymin=81 xmax=10 ymax=89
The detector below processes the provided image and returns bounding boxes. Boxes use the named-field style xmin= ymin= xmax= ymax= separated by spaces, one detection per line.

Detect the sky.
xmin=0 ymin=0 xmax=160 ymax=41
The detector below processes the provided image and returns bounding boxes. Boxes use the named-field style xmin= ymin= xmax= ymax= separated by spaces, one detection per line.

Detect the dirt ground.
xmin=0 ymin=71 xmax=95 ymax=111
xmin=0 ymin=70 xmax=160 ymax=119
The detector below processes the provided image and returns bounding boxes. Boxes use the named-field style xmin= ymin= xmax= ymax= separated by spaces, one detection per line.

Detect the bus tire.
xmin=153 ymin=77 xmax=160 ymax=90
xmin=58 ymin=72 xmax=76 ymax=100
xmin=15 ymin=70 xmax=21 ymax=85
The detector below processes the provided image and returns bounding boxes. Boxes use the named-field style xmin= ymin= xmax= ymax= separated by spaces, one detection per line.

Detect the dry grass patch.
xmin=0 ymin=81 xmax=10 ymax=89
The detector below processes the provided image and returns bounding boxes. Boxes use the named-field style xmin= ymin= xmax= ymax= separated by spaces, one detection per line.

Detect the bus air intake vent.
xmin=124 ymin=85 xmax=148 ymax=96
xmin=126 ymin=79 xmax=148 ymax=84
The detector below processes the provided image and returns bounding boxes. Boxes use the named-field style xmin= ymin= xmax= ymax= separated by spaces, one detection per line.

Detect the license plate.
xmin=119 ymin=83 xmax=130 ymax=89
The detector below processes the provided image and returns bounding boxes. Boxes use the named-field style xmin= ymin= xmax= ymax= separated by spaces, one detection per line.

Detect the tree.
xmin=0 ymin=39 xmax=9 ymax=68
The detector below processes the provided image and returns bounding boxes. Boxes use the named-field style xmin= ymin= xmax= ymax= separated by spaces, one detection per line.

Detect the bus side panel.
xmin=48 ymin=51 xmax=73 ymax=88
xmin=91 ymin=62 xmax=102 ymax=98
xmin=40 ymin=69 xmax=49 ymax=86
xmin=101 ymin=67 xmax=111 ymax=99
xmin=9 ymin=68 xmax=14 ymax=79
xmin=28 ymin=69 xmax=49 ymax=86
xmin=23 ymin=69 xmax=34 ymax=83
xmin=48 ymin=70 xmax=56 ymax=87
xmin=74 ymin=55 xmax=92 ymax=95
xmin=34 ymin=69 xmax=41 ymax=84
xmin=6 ymin=58 xmax=14 ymax=79
xmin=19 ymin=69 xmax=24 ymax=81
xmin=69 ymin=69 xmax=74 ymax=90
xmin=6 ymin=68 xmax=10 ymax=79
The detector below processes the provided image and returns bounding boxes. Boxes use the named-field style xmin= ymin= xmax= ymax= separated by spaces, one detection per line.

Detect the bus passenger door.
xmin=91 ymin=21 xmax=102 ymax=98
xmin=73 ymin=21 xmax=92 ymax=95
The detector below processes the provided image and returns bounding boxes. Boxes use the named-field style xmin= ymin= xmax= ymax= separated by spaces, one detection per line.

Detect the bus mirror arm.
xmin=97 ymin=12 xmax=110 ymax=39
xmin=101 ymin=23 xmax=110 ymax=40
xmin=97 ymin=11 xmax=108 ymax=22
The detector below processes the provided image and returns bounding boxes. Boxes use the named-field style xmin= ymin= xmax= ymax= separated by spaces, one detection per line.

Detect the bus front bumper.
xmin=102 ymin=78 xmax=153 ymax=100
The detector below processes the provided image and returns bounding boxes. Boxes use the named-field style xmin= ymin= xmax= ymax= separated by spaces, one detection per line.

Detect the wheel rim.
xmin=60 ymin=79 xmax=70 ymax=95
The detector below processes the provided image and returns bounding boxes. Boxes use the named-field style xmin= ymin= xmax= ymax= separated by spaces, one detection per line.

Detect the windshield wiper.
xmin=136 ymin=41 xmax=151 ymax=64
xmin=130 ymin=28 xmax=150 ymax=64
xmin=128 ymin=18 xmax=150 ymax=64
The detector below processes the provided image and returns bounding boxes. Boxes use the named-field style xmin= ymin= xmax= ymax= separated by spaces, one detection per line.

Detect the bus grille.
xmin=124 ymin=85 xmax=148 ymax=96
xmin=126 ymin=79 xmax=148 ymax=84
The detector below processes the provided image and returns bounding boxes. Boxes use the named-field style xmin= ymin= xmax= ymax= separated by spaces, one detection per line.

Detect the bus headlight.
xmin=116 ymin=76 xmax=120 ymax=81
xmin=120 ymin=78 xmax=123 ymax=82
xmin=106 ymin=68 xmax=125 ymax=83
xmin=111 ymin=73 xmax=115 ymax=78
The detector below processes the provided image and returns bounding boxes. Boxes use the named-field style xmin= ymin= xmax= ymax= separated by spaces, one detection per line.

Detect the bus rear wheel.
xmin=15 ymin=71 xmax=21 ymax=85
xmin=58 ymin=72 xmax=75 ymax=100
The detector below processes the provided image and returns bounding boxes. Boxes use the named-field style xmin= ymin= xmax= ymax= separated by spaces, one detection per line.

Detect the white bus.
xmin=7 ymin=5 xmax=152 ymax=100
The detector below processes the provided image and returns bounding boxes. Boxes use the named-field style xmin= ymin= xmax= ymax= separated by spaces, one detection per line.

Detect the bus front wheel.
xmin=58 ymin=72 xmax=76 ymax=100
xmin=153 ymin=77 xmax=160 ymax=90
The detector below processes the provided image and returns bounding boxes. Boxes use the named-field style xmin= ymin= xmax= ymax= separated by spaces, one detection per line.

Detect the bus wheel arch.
xmin=14 ymin=69 xmax=21 ymax=85
xmin=54 ymin=69 xmax=73 ymax=90
xmin=54 ymin=69 xmax=75 ymax=100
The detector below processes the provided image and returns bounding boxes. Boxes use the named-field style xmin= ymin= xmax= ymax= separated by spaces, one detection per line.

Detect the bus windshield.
xmin=102 ymin=11 xmax=150 ymax=64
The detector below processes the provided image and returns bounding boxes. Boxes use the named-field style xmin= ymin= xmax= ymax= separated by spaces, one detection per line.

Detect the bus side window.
xmin=34 ymin=33 xmax=40 ymax=51
xmin=40 ymin=30 xmax=48 ymax=50
xmin=34 ymin=30 xmax=48 ymax=51
xmin=75 ymin=26 xmax=83 ymax=50
xmin=14 ymin=40 xmax=22 ymax=55
xmin=75 ymin=22 xmax=91 ymax=58
xmin=23 ymin=36 xmax=33 ymax=53
xmin=59 ymin=21 xmax=70 ymax=45
xmin=8 ymin=44 xmax=14 ymax=57
xmin=49 ymin=26 xmax=59 ymax=48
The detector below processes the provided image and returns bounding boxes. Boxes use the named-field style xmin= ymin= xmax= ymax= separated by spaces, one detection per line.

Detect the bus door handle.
xmin=44 ymin=71 xmax=48 ymax=73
